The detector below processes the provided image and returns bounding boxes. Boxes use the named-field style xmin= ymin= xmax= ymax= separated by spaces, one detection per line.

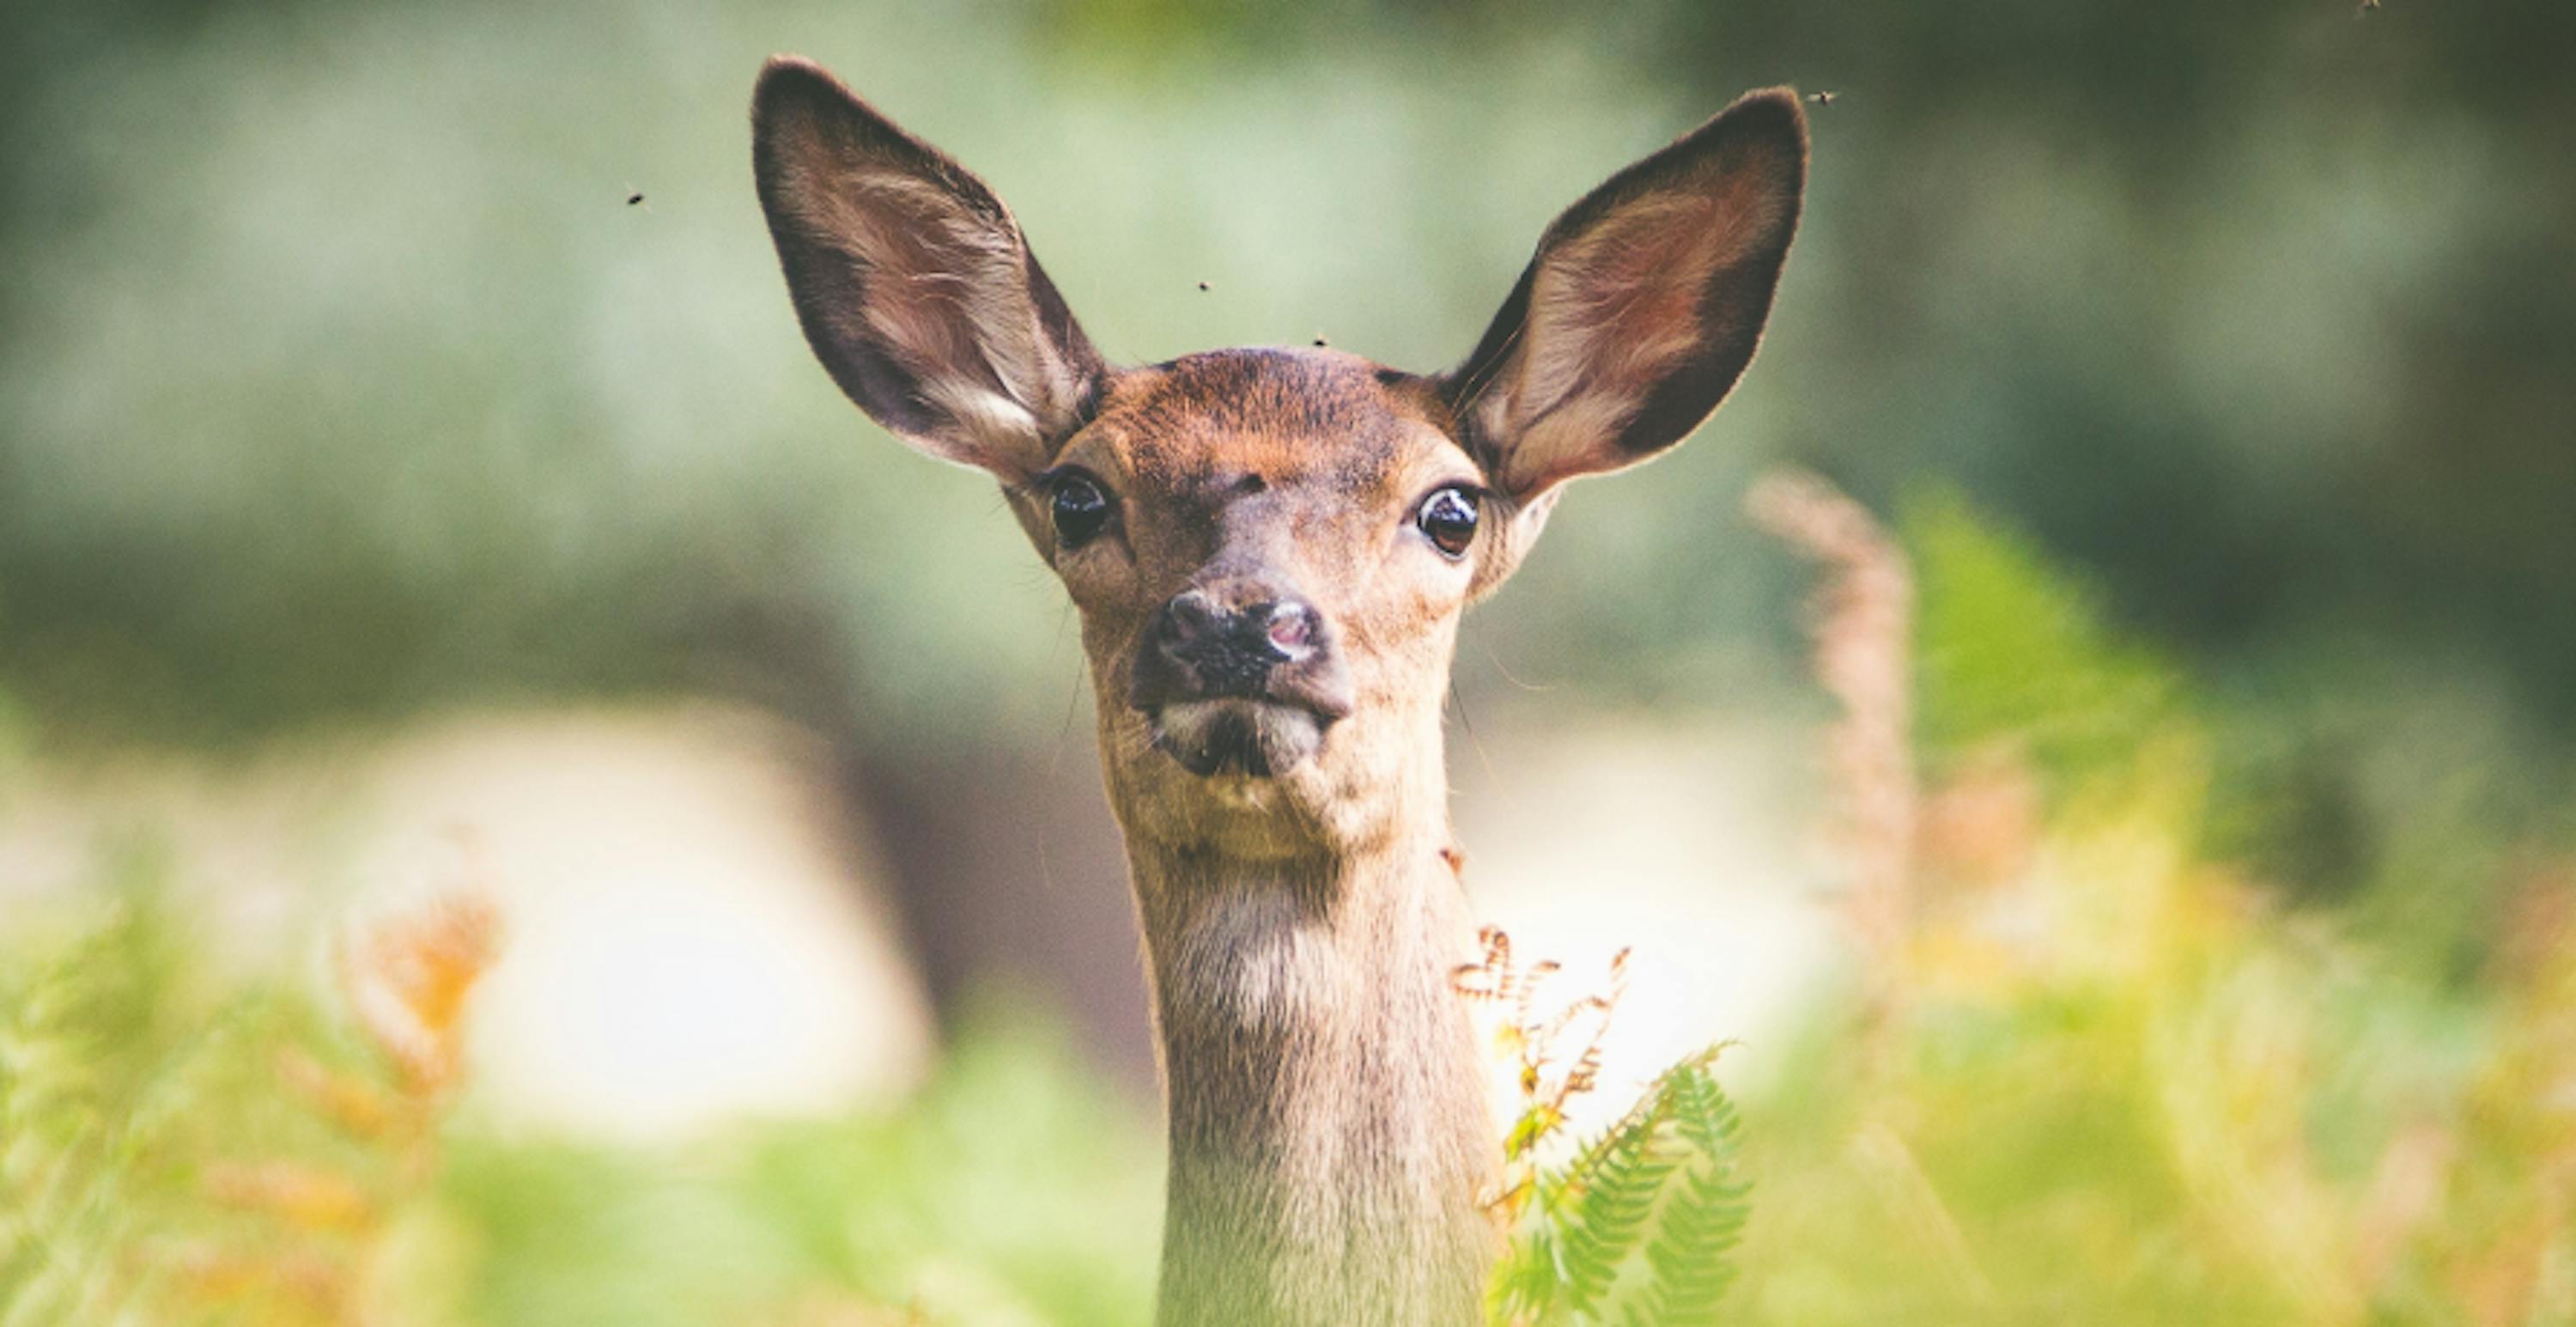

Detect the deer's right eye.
xmin=1415 ymin=484 xmax=1480 ymax=559
xmin=1049 ymin=472 xmax=1114 ymax=547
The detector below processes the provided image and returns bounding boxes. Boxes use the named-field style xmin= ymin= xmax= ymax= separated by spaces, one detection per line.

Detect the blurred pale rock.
xmin=0 ymin=703 xmax=933 ymax=1141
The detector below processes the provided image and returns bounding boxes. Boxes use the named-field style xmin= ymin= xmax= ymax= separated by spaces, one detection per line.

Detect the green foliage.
xmin=0 ymin=886 xmax=1160 ymax=1327
xmin=434 ymin=1003 xmax=1161 ymax=1327
xmin=1490 ymin=1050 xmax=1753 ymax=1327
xmin=1725 ymin=496 xmax=2576 ymax=1324
xmin=1906 ymin=490 xmax=2184 ymax=790
xmin=1631 ymin=1069 xmax=1752 ymax=1327
xmin=0 ymin=890 xmax=210 ymax=1326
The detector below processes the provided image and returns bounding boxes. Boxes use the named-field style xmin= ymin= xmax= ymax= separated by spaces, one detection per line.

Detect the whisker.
xmin=1483 ymin=642 xmax=1554 ymax=693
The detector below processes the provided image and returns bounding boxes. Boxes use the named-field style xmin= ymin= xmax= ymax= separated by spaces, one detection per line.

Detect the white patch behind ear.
xmin=918 ymin=376 xmax=1044 ymax=462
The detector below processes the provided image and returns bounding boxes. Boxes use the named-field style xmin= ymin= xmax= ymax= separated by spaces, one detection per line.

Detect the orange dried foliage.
xmin=178 ymin=886 xmax=504 ymax=1325
xmin=339 ymin=890 xmax=503 ymax=1096
xmin=1747 ymin=468 xmax=1917 ymax=1020
xmin=274 ymin=1047 xmax=402 ymax=1141
xmin=1456 ymin=927 xmax=1631 ymax=1221
xmin=202 ymin=1161 xmax=378 ymax=1233
xmin=173 ymin=1245 xmax=351 ymax=1321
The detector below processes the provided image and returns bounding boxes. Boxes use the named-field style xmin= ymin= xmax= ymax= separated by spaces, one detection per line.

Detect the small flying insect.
xmin=1311 ymin=335 xmax=1329 ymax=348
xmin=2354 ymin=0 xmax=2379 ymax=15
xmin=1196 ymin=280 xmax=1212 ymax=292
xmin=624 ymin=183 xmax=650 ymax=211
xmin=1807 ymin=90 xmax=1838 ymax=107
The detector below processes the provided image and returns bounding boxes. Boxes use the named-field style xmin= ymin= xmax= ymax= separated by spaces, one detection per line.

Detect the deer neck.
xmin=1114 ymin=717 xmax=1500 ymax=1327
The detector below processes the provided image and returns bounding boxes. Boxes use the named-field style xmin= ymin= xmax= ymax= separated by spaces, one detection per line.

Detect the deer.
xmin=750 ymin=55 xmax=1807 ymax=1326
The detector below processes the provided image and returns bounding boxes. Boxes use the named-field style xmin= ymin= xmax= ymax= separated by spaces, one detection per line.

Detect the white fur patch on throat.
xmin=1170 ymin=888 xmax=1343 ymax=1036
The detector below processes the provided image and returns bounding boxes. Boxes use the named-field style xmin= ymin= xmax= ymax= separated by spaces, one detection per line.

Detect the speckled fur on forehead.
xmin=1090 ymin=348 xmax=1468 ymax=495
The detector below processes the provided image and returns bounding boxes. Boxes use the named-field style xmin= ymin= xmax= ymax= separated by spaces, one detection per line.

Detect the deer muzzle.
xmin=1130 ymin=586 xmax=1355 ymax=778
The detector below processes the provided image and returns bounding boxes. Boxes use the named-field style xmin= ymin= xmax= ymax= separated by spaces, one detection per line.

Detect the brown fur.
xmin=750 ymin=56 xmax=1807 ymax=1326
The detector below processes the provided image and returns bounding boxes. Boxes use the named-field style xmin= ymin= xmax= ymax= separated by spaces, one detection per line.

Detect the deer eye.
xmin=1415 ymin=484 xmax=1480 ymax=559
xmin=1048 ymin=472 xmax=1113 ymax=548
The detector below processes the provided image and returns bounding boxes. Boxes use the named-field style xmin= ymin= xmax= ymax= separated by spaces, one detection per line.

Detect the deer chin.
xmin=1149 ymin=698 xmax=1329 ymax=781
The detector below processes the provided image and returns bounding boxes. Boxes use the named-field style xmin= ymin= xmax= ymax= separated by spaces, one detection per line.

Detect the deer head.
xmin=752 ymin=55 xmax=1805 ymax=1324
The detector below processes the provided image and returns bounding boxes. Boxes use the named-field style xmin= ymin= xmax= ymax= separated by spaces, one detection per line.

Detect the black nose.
xmin=1151 ymin=589 xmax=1322 ymax=697
xmin=1128 ymin=584 xmax=1356 ymax=728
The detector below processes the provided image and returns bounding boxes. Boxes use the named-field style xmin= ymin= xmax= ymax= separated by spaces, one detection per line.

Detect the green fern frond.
xmin=1557 ymin=1105 xmax=1680 ymax=1313
xmin=0 ymin=904 xmax=173 ymax=1327
xmin=0 ymin=891 xmax=288 ymax=1327
xmin=1622 ymin=1065 xmax=1750 ymax=1327
xmin=1488 ymin=1045 xmax=1754 ymax=1327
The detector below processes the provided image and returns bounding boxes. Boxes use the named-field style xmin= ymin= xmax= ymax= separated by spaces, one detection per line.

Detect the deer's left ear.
xmin=752 ymin=57 xmax=1106 ymax=481
xmin=1441 ymin=90 xmax=1807 ymax=501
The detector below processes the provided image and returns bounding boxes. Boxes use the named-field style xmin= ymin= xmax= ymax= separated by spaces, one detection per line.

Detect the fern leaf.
xmin=1558 ymin=1114 xmax=1677 ymax=1314
xmin=1488 ymin=1046 xmax=1754 ymax=1327
xmin=1618 ymin=1064 xmax=1752 ymax=1327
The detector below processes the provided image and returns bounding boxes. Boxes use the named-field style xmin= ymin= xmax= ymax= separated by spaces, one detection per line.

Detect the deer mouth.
xmin=1148 ymin=698 xmax=1331 ymax=779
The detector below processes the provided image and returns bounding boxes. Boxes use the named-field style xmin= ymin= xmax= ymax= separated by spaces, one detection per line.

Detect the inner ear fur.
xmin=752 ymin=57 xmax=1105 ymax=479
xmin=1442 ymin=89 xmax=1807 ymax=499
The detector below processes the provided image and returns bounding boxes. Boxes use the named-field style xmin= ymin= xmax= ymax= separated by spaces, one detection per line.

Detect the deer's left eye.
xmin=1049 ymin=472 xmax=1114 ymax=548
xmin=1415 ymin=485 xmax=1480 ymax=559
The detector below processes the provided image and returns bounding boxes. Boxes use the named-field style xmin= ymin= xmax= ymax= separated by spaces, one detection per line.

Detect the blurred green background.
xmin=10 ymin=0 xmax=2572 ymax=763
xmin=4 ymin=0 xmax=2574 ymax=1322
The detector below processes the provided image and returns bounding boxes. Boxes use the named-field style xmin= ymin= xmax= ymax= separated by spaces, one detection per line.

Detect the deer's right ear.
xmin=752 ymin=58 xmax=1106 ymax=481
xmin=1441 ymin=90 xmax=1806 ymax=502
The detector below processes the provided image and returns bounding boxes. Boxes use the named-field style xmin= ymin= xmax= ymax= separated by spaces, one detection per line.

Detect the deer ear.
xmin=752 ymin=57 xmax=1106 ymax=481
xmin=1441 ymin=89 xmax=1807 ymax=500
